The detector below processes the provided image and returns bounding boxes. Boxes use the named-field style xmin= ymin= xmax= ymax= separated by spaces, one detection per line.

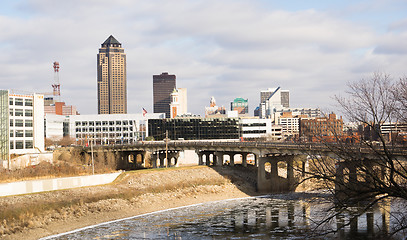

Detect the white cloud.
xmin=0 ymin=0 xmax=407 ymax=116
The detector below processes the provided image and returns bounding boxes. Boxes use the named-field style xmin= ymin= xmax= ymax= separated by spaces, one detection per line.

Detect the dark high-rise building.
xmin=97 ymin=35 xmax=127 ymax=114
xmin=153 ymin=72 xmax=176 ymax=118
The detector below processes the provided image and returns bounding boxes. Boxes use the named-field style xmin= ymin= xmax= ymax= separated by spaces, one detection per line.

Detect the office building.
xmin=300 ymin=113 xmax=343 ymax=141
xmin=97 ymin=35 xmax=127 ymax=114
xmin=148 ymin=117 xmax=240 ymax=140
xmin=278 ymin=112 xmax=300 ymax=137
xmin=0 ymin=90 xmax=44 ymax=164
xmin=259 ymin=87 xmax=289 ymax=119
xmin=153 ymin=72 xmax=176 ymax=118
xmin=231 ymin=98 xmax=249 ymax=115
xmin=68 ymin=113 xmax=164 ymax=145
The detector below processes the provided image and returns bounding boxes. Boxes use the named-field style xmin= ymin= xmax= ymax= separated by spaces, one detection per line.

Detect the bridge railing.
xmin=86 ymin=140 xmax=407 ymax=157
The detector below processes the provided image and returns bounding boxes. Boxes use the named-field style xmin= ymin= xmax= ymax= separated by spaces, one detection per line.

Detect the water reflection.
xmin=46 ymin=194 xmax=404 ymax=240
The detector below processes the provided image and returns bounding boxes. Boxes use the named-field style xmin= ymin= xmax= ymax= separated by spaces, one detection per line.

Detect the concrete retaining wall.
xmin=0 ymin=172 xmax=122 ymax=197
xmin=1 ymin=152 xmax=54 ymax=170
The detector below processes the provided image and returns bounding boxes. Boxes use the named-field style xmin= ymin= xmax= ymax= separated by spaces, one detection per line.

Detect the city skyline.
xmin=1 ymin=1 xmax=407 ymax=116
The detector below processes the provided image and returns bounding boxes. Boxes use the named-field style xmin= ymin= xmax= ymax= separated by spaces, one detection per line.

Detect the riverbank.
xmin=0 ymin=165 xmax=258 ymax=240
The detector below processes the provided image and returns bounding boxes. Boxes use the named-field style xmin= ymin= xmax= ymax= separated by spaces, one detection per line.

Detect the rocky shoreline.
xmin=0 ymin=166 xmax=258 ymax=240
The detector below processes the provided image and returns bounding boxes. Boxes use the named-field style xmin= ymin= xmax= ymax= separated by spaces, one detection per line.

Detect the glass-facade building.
xmin=153 ymin=72 xmax=176 ymax=118
xmin=148 ymin=117 xmax=240 ymax=140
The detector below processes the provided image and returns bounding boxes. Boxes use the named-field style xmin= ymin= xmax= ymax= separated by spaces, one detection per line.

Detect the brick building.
xmin=300 ymin=113 xmax=343 ymax=141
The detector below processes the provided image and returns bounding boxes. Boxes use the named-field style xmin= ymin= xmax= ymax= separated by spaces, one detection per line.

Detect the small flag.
xmin=142 ymin=108 xmax=147 ymax=117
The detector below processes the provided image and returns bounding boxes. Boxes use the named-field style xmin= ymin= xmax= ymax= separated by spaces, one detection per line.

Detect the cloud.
xmin=0 ymin=0 xmax=407 ymax=116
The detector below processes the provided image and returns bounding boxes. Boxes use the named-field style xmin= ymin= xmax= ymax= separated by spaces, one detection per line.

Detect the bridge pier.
xmin=197 ymin=151 xmax=204 ymax=165
xmin=242 ymin=153 xmax=248 ymax=167
xmin=257 ymin=155 xmax=296 ymax=193
xmin=215 ymin=152 xmax=224 ymax=166
xmin=334 ymin=158 xmax=389 ymax=200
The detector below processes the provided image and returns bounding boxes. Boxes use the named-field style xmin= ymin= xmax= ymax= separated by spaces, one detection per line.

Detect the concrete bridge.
xmin=83 ymin=140 xmax=407 ymax=193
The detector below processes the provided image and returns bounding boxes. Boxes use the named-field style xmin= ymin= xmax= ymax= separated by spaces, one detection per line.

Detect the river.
xmin=42 ymin=192 xmax=406 ymax=240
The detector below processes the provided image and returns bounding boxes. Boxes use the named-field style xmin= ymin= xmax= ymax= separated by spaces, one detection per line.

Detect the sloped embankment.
xmin=0 ymin=166 xmax=257 ymax=240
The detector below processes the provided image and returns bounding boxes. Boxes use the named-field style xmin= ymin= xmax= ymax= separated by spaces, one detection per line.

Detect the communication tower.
xmin=52 ymin=62 xmax=61 ymax=101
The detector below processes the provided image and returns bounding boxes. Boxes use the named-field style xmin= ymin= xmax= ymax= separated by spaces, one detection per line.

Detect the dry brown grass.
xmin=0 ymin=148 xmax=121 ymax=183
xmin=0 ymin=167 xmax=236 ymax=236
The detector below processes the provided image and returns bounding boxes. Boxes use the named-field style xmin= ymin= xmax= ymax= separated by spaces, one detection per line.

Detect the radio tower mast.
xmin=52 ymin=62 xmax=61 ymax=102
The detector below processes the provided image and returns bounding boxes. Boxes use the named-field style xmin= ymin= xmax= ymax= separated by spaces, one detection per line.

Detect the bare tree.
xmin=300 ymin=73 xmax=407 ymax=237
xmin=57 ymin=136 xmax=75 ymax=147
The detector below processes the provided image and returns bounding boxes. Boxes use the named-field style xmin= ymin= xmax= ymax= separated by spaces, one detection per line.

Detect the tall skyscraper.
xmin=153 ymin=72 xmax=176 ymax=118
xmin=97 ymin=35 xmax=127 ymax=114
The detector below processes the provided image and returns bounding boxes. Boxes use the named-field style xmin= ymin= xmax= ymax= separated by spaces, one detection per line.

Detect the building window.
xmin=10 ymin=131 xmax=13 ymax=137
xmin=25 ymin=141 xmax=33 ymax=149
xmin=15 ymin=98 xmax=23 ymax=106
xmin=15 ymin=119 xmax=24 ymax=127
xmin=9 ymin=98 xmax=13 ymax=105
xmin=10 ymin=141 xmax=14 ymax=149
xmin=25 ymin=109 xmax=33 ymax=117
xmin=10 ymin=119 xmax=13 ymax=127
xmin=25 ymin=120 xmax=32 ymax=127
xmin=25 ymin=99 xmax=33 ymax=106
xmin=25 ymin=130 xmax=33 ymax=137
xmin=16 ymin=141 xmax=23 ymax=149
xmin=9 ymin=109 xmax=13 ymax=116
xmin=15 ymin=130 xmax=24 ymax=137
xmin=15 ymin=109 xmax=23 ymax=116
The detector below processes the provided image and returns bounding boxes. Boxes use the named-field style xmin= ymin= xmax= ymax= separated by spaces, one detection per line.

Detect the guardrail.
xmin=85 ymin=141 xmax=407 ymax=158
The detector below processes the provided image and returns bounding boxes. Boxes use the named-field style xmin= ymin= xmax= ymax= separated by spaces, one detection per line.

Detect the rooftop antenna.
xmin=52 ymin=61 xmax=61 ymax=102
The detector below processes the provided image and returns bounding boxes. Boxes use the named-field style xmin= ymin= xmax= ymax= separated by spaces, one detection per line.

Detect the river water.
xmin=44 ymin=192 xmax=406 ymax=240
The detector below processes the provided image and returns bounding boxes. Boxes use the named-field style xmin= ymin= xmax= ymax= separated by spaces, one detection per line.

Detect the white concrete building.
xmin=170 ymin=88 xmax=187 ymax=118
xmin=259 ymin=87 xmax=289 ymax=119
xmin=0 ymin=90 xmax=45 ymax=163
xmin=45 ymin=114 xmax=68 ymax=141
xmin=68 ymin=113 xmax=165 ymax=145
xmin=278 ymin=117 xmax=300 ymax=136
xmin=239 ymin=118 xmax=283 ymax=141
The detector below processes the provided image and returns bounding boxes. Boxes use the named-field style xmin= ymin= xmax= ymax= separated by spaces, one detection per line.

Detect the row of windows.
xmin=9 ymin=98 xmax=33 ymax=106
xmin=10 ymin=119 xmax=33 ymax=127
xmin=10 ymin=109 xmax=33 ymax=117
xmin=243 ymin=130 xmax=267 ymax=134
xmin=76 ymin=127 xmax=133 ymax=132
xmin=10 ymin=140 xmax=33 ymax=150
xmin=242 ymin=123 xmax=267 ymax=127
xmin=75 ymin=121 xmax=134 ymax=126
xmin=75 ymin=133 xmax=133 ymax=138
xmin=10 ymin=130 xmax=33 ymax=137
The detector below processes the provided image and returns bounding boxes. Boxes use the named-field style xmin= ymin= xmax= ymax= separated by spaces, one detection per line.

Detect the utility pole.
xmin=165 ymin=130 xmax=168 ymax=168
xmin=91 ymin=136 xmax=95 ymax=175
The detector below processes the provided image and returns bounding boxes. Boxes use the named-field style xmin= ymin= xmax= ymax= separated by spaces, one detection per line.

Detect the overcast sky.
xmin=1 ymin=0 xmax=407 ymax=116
